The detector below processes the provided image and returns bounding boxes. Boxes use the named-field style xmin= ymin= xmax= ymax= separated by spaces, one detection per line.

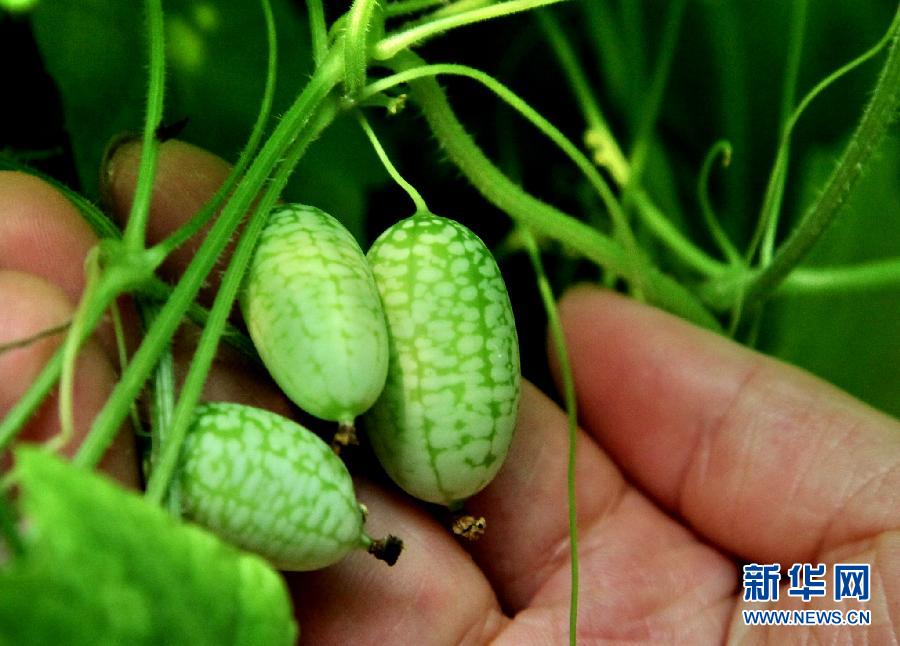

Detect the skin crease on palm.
xmin=0 ymin=141 xmax=897 ymax=645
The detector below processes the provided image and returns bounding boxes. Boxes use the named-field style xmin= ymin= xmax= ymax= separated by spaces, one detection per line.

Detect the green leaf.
xmin=30 ymin=0 xmax=144 ymax=197
xmin=0 ymin=448 xmax=297 ymax=645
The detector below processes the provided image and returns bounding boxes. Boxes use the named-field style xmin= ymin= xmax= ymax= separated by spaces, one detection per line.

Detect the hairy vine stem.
xmin=740 ymin=22 xmax=900 ymax=307
xmin=122 ymin=0 xmax=166 ymax=252
xmin=75 ymin=47 xmax=346 ymax=469
xmin=388 ymin=51 xmax=720 ymax=329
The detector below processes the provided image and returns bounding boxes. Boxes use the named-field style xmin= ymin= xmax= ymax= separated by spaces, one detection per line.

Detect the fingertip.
xmin=102 ymin=139 xmax=233 ymax=292
xmin=0 ymin=170 xmax=66 ymax=208
xmin=550 ymin=280 xmax=900 ymax=565
xmin=288 ymin=480 xmax=502 ymax=644
xmin=557 ymin=283 xmax=672 ymax=344
xmin=0 ymin=171 xmax=100 ymax=305
xmin=103 ymin=138 xmax=231 ymax=230
xmin=99 ymin=133 xmax=141 ymax=213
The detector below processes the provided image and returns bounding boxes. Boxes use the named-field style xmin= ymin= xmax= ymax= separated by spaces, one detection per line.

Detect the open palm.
xmin=1 ymin=141 xmax=896 ymax=644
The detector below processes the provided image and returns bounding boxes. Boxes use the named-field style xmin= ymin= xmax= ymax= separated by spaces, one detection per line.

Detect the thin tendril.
xmin=0 ymin=322 xmax=70 ymax=356
xmin=54 ymin=250 xmax=104 ymax=453
xmin=762 ymin=0 xmax=818 ymax=266
xmin=697 ymin=140 xmax=740 ymax=265
xmin=520 ymin=227 xmax=579 ymax=646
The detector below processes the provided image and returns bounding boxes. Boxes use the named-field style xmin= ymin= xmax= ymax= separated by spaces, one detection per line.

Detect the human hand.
xmin=1 ymin=142 xmax=896 ymax=644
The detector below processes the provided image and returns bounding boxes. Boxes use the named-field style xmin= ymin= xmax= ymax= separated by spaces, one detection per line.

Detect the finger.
xmin=0 ymin=270 xmax=139 ymax=486
xmin=287 ymin=480 xmax=508 ymax=644
xmin=0 ymin=171 xmax=96 ymax=303
xmin=0 ymin=171 xmax=123 ymax=359
xmin=465 ymin=381 xmax=622 ymax=611
xmin=101 ymin=141 xmax=292 ymax=412
xmin=556 ymin=286 xmax=900 ymax=565
xmin=169 ymin=326 xmax=293 ymax=416
xmin=464 ymin=382 xmax=736 ymax=642
xmin=0 ymin=170 xmax=287 ymax=479
xmin=102 ymin=139 xmax=234 ymax=304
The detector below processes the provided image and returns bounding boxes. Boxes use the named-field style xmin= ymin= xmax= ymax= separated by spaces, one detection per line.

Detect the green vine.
xmin=122 ymin=0 xmax=166 ymax=252
xmin=144 ymin=96 xmax=341 ymax=502
xmin=155 ymin=0 xmax=279 ymax=258
xmin=75 ymin=47 xmax=346 ymax=469
xmin=306 ymin=0 xmax=328 ymax=65
xmin=345 ymin=0 xmax=382 ymax=98
xmin=535 ymin=10 xmax=628 ymax=185
xmin=741 ymin=23 xmax=900 ymax=307
xmin=746 ymin=7 xmax=900 ymax=271
xmin=383 ymin=51 xmax=721 ymax=329
xmin=775 ymin=257 xmax=900 ymax=296
xmin=373 ymin=0 xmax=569 ymax=60
xmin=536 ymin=9 xmax=727 ymax=281
xmin=384 ymin=0 xmax=449 ymax=18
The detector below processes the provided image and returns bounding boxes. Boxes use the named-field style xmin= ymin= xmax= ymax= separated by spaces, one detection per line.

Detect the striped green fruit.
xmin=177 ymin=402 xmax=400 ymax=571
xmin=365 ymin=214 xmax=521 ymax=507
xmin=241 ymin=204 xmax=389 ymax=426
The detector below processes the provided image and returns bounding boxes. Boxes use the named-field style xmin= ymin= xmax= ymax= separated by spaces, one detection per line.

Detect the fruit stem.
xmin=356 ymin=111 xmax=431 ymax=216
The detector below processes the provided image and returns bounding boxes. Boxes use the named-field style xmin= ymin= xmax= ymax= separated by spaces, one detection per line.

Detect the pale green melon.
xmin=241 ymin=204 xmax=389 ymax=425
xmin=365 ymin=214 xmax=521 ymax=506
xmin=177 ymin=402 xmax=369 ymax=571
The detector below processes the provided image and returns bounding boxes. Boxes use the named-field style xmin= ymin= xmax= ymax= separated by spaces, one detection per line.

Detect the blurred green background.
xmin=1 ymin=0 xmax=897 ymax=417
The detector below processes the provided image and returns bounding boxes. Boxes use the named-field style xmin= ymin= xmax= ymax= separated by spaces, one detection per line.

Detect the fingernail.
xmin=98 ymin=131 xmax=139 ymax=212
